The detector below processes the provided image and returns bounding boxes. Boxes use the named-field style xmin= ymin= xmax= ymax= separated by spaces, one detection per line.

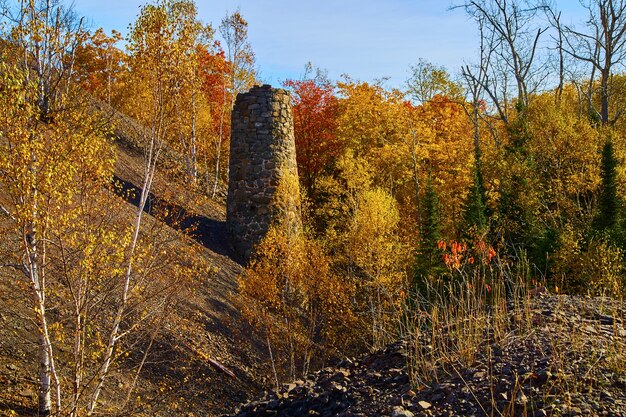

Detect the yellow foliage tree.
xmin=0 ymin=56 xmax=112 ymax=414
xmin=237 ymin=227 xmax=355 ymax=385
xmin=343 ymin=187 xmax=410 ymax=349
xmin=235 ymin=172 xmax=354 ymax=386
xmin=400 ymin=96 xmax=474 ymax=236
xmin=0 ymin=1 xmax=212 ymax=414
xmin=527 ymin=88 xmax=602 ymax=227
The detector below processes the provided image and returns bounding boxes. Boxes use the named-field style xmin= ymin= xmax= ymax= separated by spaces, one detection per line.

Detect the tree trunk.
xmin=601 ymin=68 xmax=610 ymax=125
xmin=88 ymin=155 xmax=155 ymax=415
xmin=70 ymin=306 xmax=84 ymax=417
xmin=26 ymin=223 xmax=59 ymax=417
xmin=35 ymin=291 xmax=52 ymax=416
xmin=211 ymin=86 xmax=228 ymax=198
xmin=88 ymin=97 xmax=163 ymax=413
xmin=410 ymin=147 xmax=421 ymax=232
xmin=190 ymin=91 xmax=198 ymax=183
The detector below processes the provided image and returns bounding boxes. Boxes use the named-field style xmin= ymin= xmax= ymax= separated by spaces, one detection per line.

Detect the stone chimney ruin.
xmin=226 ymin=85 xmax=301 ymax=261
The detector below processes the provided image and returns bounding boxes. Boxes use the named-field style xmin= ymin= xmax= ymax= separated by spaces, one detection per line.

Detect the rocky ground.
xmin=227 ymin=295 xmax=626 ymax=417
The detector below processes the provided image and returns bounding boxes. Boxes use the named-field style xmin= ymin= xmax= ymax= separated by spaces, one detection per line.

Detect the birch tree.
xmin=87 ymin=1 xmax=184 ymax=411
xmin=0 ymin=1 xmax=86 ymax=414
xmin=0 ymin=53 xmax=124 ymax=417
xmin=211 ymin=10 xmax=256 ymax=198
xmin=0 ymin=0 xmax=85 ymax=120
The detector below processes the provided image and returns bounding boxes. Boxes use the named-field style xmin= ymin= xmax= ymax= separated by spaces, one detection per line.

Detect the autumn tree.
xmin=399 ymin=101 xmax=426 ymax=229
xmin=236 ymin=226 xmax=356 ymax=385
xmin=0 ymin=1 xmax=91 ymax=413
xmin=330 ymin=78 xmax=473 ymax=242
xmin=334 ymin=79 xmax=410 ymax=217
xmin=113 ymin=0 xmax=213 ymax=185
xmin=169 ymin=0 xmax=213 ymax=184
xmin=416 ymin=96 xmax=474 ymax=235
xmin=211 ymin=9 xmax=256 ymax=197
xmin=343 ymin=187 xmax=409 ymax=349
xmin=235 ymin=171 xmax=354 ymax=385
xmin=336 ymin=78 xmax=404 ymax=158
xmin=220 ymin=9 xmax=256 ymax=106
xmin=196 ymin=42 xmax=230 ymax=191
xmin=309 ymin=80 xmax=407 ymax=240
xmin=0 ymin=56 xmax=190 ymax=417
xmin=0 ymin=0 xmax=86 ymax=120
xmin=85 ymin=1 xmax=198 ymax=411
xmin=284 ymin=69 xmax=341 ymax=195
xmin=404 ymin=59 xmax=465 ymax=232
xmin=0 ymin=68 xmax=203 ymax=413
xmin=73 ymin=28 xmax=125 ymax=106
xmin=526 ymin=87 xmax=601 ymax=228
xmin=404 ymin=61 xmax=465 ymax=229
xmin=0 ymin=1 xmax=213 ymax=413
xmin=0 ymin=64 xmax=67 ymax=417
xmin=407 ymin=58 xmax=463 ymax=104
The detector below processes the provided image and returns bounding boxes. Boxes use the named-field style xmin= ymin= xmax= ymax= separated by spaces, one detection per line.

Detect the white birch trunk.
xmin=211 ymin=86 xmax=228 ymax=198
xmin=88 ymin=79 xmax=164 ymax=415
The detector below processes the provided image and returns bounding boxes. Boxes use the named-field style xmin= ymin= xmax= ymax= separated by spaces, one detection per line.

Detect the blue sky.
xmin=71 ymin=0 xmax=588 ymax=89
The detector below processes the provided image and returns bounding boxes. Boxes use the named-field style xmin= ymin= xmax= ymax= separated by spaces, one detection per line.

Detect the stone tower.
xmin=226 ymin=84 xmax=301 ymax=261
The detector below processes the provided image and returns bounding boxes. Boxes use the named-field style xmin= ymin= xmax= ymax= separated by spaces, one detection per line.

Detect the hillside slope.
xmin=0 ymin=103 xmax=268 ymax=416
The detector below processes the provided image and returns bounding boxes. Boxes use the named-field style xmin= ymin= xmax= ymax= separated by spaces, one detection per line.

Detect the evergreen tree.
xmin=498 ymin=173 xmax=529 ymax=247
xmin=593 ymin=139 xmax=620 ymax=240
xmin=414 ymin=175 xmax=443 ymax=283
xmin=462 ymin=165 xmax=487 ymax=236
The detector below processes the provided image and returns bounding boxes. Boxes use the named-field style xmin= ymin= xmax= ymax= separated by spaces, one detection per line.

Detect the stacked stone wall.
xmin=226 ymin=84 xmax=301 ymax=261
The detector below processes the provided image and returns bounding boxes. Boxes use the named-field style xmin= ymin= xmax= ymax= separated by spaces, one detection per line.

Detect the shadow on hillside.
xmin=0 ymin=401 xmax=37 ymax=416
xmin=111 ymin=175 xmax=243 ymax=265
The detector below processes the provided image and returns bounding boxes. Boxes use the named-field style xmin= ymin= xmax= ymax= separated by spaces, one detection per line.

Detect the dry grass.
xmin=404 ymin=256 xmax=530 ymax=388
xmin=403 ymin=251 xmax=626 ymax=417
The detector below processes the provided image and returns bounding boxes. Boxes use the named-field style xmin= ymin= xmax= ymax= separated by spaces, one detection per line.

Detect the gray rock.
xmin=391 ymin=406 xmax=414 ymax=417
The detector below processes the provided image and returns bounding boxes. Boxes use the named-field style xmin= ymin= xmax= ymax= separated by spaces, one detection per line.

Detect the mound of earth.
xmin=226 ymin=295 xmax=626 ymax=417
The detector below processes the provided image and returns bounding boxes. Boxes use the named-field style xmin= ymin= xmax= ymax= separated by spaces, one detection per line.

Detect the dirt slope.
xmin=0 ymin=104 xmax=268 ymax=416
